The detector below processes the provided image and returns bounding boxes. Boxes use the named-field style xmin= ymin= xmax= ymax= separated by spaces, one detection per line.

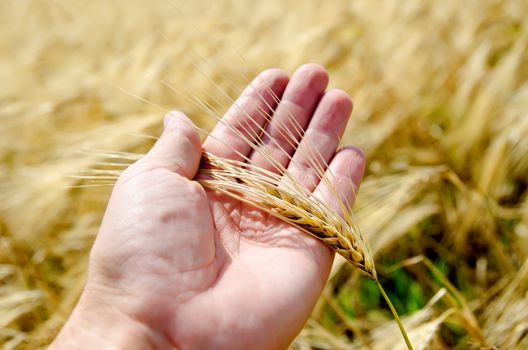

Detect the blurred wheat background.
xmin=1 ymin=0 xmax=527 ymax=349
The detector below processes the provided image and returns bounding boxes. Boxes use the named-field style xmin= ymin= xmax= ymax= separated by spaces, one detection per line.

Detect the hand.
xmin=51 ymin=64 xmax=365 ymax=349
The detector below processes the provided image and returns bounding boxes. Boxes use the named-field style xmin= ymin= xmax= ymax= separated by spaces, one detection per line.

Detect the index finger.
xmin=202 ymin=69 xmax=289 ymax=162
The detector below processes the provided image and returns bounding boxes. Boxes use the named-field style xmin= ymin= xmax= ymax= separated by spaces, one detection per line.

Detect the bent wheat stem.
xmin=375 ymin=279 xmax=414 ymax=350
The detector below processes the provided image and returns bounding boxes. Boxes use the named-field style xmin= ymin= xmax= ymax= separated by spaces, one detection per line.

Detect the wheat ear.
xmin=199 ymin=151 xmax=377 ymax=279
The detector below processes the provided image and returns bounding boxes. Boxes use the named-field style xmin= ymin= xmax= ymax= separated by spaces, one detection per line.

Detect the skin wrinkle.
xmin=81 ymin=280 xmax=178 ymax=347
xmin=182 ymin=263 xmax=266 ymax=349
xmin=116 ymin=164 xmax=182 ymax=191
xmin=209 ymin=194 xmax=242 ymax=257
xmin=291 ymin=131 xmax=333 ymax=172
xmin=151 ymin=254 xmax=226 ymax=317
xmin=223 ymin=96 xmax=269 ymax=134
xmin=106 ymin=299 xmax=176 ymax=349
xmin=93 ymin=250 xmax=215 ymax=298
xmin=314 ymin=90 xmax=353 ymax=127
xmin=267 ymin=100 xmax=309 ymax=144
xmin=284 ymin=66 xmax=328 ymax=107
xmin=253 ymin=115 xmax=306 ymax=165
xmin=250 ymin=142 xmax=293 ymax=174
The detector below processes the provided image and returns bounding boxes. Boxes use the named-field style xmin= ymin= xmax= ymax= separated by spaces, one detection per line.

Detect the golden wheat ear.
xmin=199 ymin=151 xmax=377 ymax=279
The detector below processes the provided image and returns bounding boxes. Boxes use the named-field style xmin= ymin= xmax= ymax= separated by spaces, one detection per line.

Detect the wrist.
xmin=50 ymin=287 xmax=175 ymax=350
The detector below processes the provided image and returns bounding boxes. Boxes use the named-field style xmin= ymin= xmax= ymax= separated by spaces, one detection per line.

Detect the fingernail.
xmin=343 ymin=146 xmax=366 ymax=162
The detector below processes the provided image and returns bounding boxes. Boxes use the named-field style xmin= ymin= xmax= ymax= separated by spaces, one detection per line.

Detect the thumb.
xmin=144 ymin=111 xmax=202 ymax=179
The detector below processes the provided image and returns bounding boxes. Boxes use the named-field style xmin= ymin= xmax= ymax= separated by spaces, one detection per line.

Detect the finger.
xmin=202 ymin=68 xmax=289 ymax=162
xmin=249 ymin=63 xmax=329 ymax=174
xmin=313 ymin=147 xmax=366 ymax=217
xmin=287 ymin=89 xmax=353 ymax=191
xmin=141 ymin=111 xmax=202 ymax=179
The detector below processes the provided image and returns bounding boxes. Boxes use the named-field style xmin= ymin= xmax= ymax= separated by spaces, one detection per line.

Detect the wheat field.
xmin=1 ymin=0 xmax=527 ymax=349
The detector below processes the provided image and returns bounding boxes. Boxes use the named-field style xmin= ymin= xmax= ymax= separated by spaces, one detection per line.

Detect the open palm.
xmin=68 ymin=64 xmax=365 ymax=350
